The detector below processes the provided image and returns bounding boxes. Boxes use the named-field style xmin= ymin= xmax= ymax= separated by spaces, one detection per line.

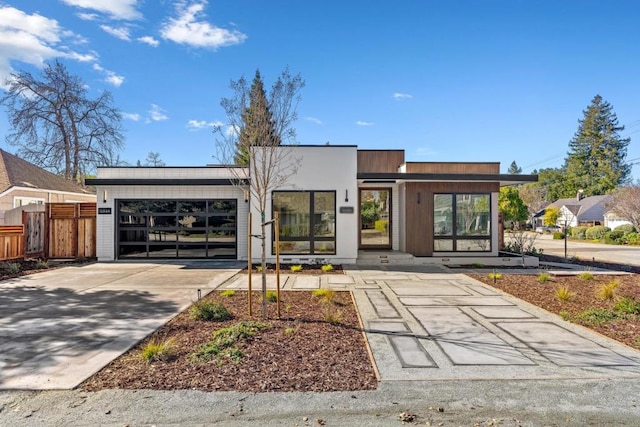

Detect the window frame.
xmin=272 ymin=190 xmax=337 ymax=255
xmin=433 ymin=192 xmax=492 ymax=253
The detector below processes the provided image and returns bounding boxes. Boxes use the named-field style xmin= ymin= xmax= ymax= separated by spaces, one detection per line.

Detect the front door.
xmin=359 ymin=188 xmax=392 ymax=249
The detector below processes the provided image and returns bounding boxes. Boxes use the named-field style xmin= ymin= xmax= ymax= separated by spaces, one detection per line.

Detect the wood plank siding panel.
xmin=405 ymin=162 xmax=500 ymax=174
xmin=404 ymin=182 xmax=500 ymax=256
xmin=357 ymin=150 xmax=405 ymax=173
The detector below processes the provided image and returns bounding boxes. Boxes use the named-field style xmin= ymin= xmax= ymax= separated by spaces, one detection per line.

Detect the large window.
xmin=273 ymin=191 xmax=336 ymax=255
xmin=117 ymin=199 xmax=236 ymax=259
xmin=433 ymin=193 xmax=491 ymax=252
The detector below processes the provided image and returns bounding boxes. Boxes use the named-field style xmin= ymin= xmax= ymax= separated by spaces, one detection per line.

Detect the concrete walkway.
xmin=0 ymin=262 xmax=241 ymax=390
xmin=221 ymin=265 xmax=640 ymax=381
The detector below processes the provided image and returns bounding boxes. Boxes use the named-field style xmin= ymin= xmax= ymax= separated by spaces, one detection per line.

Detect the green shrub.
xmin=266 ymin=290 xmax=278 ymax=302
xmin=614 ymin=223 xmax=636 ymax=235
xmin=537 ymin=273 xmax=552 ymax=282
xmin=552 ymin=231 xmax=565 ymax=240
xmin=35 ymin=260 xmax=49 ymax=269
xmin=603 ymin=230 xmax=624 ymax=244
xmin=577 ymin=272 xmax=594 ymax=280
xmin=613 ymin=297 xmax=640 ymax=315
xmin=572 ymin=308 xmax=617 ymax=326
xmin=220 ymin=290 xmax=236 ymax=297
xmin=321 ymin=264 xmax=334 ymax=272
xmin=140 ymin=338 xmax=175 ymax=363
xmin=312 ymin=288 xmax=335 ymax=303
xmin=596 ymin=280 xmax=619 ymax=300
xmin=3 ymin=262 xmax=20 ymax=274
xmin=555 ymin=286 xmax=573 ymax=301
xmin=189 ymin=300 xmax=232 ymax=321
xmin=290 ymin=264 xmax=303 ymax=273
xmin=191 ymin=321 xmax=270 ymax=362
xmin=585 ymin=225 xmax=610 ymax=241
xmin=570 ymin=226 xmax=588 ymax=240
xmin=622 ymin=232 xmax=640 ymax=245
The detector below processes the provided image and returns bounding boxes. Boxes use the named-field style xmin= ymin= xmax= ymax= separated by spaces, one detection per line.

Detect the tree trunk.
xmin=261 ymin=211 xmax=267 ymax=319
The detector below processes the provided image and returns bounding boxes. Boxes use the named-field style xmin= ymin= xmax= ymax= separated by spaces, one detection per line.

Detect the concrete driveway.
xmin=0 ymin=261 xmax=241 ymax=390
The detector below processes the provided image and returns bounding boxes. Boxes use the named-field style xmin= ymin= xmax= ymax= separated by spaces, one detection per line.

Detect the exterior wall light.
xmin=102 ymin=190 xmax=107 ymax=203
xmin=244 ymin=190 xmax=249 ymax=203
xmin=345 ymin=189 xmax=349 ymax=203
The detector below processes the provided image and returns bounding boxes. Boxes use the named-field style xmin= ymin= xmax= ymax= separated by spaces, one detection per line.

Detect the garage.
xmin=117 ymin=199 xmax=237 ymax=259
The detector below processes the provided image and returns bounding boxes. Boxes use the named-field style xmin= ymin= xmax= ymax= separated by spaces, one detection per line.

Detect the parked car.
xmin=535 ymin=225 xmax=561 ymax=234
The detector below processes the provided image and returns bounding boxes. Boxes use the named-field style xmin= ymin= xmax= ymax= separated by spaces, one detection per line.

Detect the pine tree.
xmin=235 ymin=70 xmax=281 ymax=165
xmin=563 ymin=95 xmax=631 ymax=197
xmin=507 ymin=161 xmax=522 ymax=174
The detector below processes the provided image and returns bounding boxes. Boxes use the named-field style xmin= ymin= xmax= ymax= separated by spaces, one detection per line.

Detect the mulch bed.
xmin=243 ymin=263 xmax=344 ymax=275
xmin=470 ymin=273 xmax=640 ymax=348
xmin=80 ymin=290 xmax=378 ymax=392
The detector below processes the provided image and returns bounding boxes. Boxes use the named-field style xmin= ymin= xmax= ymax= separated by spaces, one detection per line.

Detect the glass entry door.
xmin=359 ymin=189 xmax=391 ymax=249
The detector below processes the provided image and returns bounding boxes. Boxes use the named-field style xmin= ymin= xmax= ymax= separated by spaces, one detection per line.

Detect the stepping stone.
xmin=409 ymin=307 xmax=534 ymax=365
xmin=467 ymin=285 xmax=499 ymax=296
xmin=368 ymin=321 xmax=436 ymax=368
xmin=400 ymin=296 xmax=513 ymax=306
xmin=472 ymin=307 xmax=536 ymax=319
xmin=328 ymin=276 xmax=355 ymax=285
xmin=224 ymin=275 xmax=282 ymax=289
xmin=356 ymin=284 xmax=381 ymax=289
xmin=366 ymin=291 xmax=400 ymax=318
xmin=386 ymin=280 xmax=470 ymax=296
xmin=497 ymin=322 xmax=640 ymax=366
xmin=291 ymin=276 xmax=320 ymax=289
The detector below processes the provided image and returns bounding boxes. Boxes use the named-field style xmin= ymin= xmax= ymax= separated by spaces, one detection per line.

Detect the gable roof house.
xmin=536 ymin=194 xmax=612 ymax=228
xmin=0 ymin=149 xmax=96 ymax=225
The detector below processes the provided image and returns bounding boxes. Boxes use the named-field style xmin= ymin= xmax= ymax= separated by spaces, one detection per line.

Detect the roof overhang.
xmin=357 ymin=173 xmax=538 ymax=186
xmin=84 ymin=178 xmax=249 ymax=186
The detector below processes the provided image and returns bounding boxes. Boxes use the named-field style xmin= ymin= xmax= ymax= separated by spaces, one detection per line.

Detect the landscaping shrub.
xmin=614 ymin=223 xmax=636 ymax=235
xmin=596 ymin=280 xmax=619 ymax=300
xmin=577 ymin=272 xmax=594 ymax=280
xmin=537 ymin=273 xmax=552 ymax=282
xmin=220 ymin=290 xmax=236 ymax=297
xmin=487 ymin=272 xmax=502 ymax=280
xmin=190 ymin=300 xmax=232 ymax=321
xmin=140 ymin=338 xmax=175 ymax=363
xmin=374 ymin=219 xmax=389 ymax=233
xmin=312 ymin=288 xmax=335 ymax=303
xmin=572 ymin=308 xmax=617 ymax=326
xmin=603 ymin=230 xmax=624 ymax=244
xmin=321 ymin=264 xmax=334 ymax=272
xmin=585 ymin=225 xmax=610 ymax=241
xmin=552 ymin=231 xmax=565 ymax=240
xmin=290 ymin=264 xmax=303 ymax=273
xmin=3 ymin=262 xmax=20 ymax=274
xmin=191 ymin=321 xmax=270 ymax=363
xmin=570 ymin=226 xmax=588 ymax=240
xmin=555 ymin=286 xmax=573 ymax=301
xmin=266 ymin=290 xmax=278 ymax=302
xmin=613 ymin=297 xmax=640 ymax=315
xmin=622 ymin=232 xmax=640 ymax=245
xmin=35 ymin=260 xmax=49 ymax=269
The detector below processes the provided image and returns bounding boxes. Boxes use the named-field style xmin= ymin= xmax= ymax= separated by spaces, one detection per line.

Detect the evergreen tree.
xmin=563 ymin=95 xmax=631 ymax=197
xmin=507 ymin=160 xmax=522 ymax=174
xmin=235 ymin=70 xmax=281 ymax=165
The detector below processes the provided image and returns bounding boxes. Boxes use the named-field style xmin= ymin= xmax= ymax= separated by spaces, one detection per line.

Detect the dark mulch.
xmin=80 ymin=290 xmax=378 ymax=392
xmin=243 ymin=263 xmax=344 ymax=275
xmin=470 ymin=273 xmax=640 ymax=348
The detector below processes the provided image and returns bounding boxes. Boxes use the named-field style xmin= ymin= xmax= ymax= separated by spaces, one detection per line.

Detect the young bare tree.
xmin=609 ymin=182 xmax=640 ymax=231
xmin=1 ymin=60 xmax=124 ymax=183
xmin=145 ymin=151 xmax=166 ymax=166
xmin=214 ymin=67 xmax=304 ymax=318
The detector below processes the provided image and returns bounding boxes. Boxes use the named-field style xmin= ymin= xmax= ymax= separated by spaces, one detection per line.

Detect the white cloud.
xmin=92 ymin=63 xmax=125 ymax=87
xmin=76 ymin=12 xmax=98 ymax=21
xmin=147 ymin=104 xmax=168 ymax=122
xmin=304 ymin=116 xmax=322 ymax=125
xmin=393 ymin=92 xmax=413 ymax=99
xmin=61 ymin=0 xmax=142 ymax=20
xmin=100 ymin=25 xmax=131 ymax=41
xmin=123 ymin=112 xmax=140 ymax=121
xmin=161 ymin=0 xmax=247 ymax=49
xmin=138 ymin=35 xmax=159 ymax=47
xmin=187 ymin=119 xmax=223 ymax=130
xmin=0 ymin=6 xmax=95 ymax=89
xmin=356 ymin=121 xmax=374 ymax=126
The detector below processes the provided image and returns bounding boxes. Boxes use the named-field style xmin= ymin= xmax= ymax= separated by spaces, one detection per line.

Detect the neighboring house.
xmin=86 ymin=145 xmax=536 ymax=263
xmin=0 ymin=149 xmax=96 ymax=224
xmin=534 ymin=194 xmax=612 ymax=229
xmin=604 ymin=211 xmax=633 ymax=230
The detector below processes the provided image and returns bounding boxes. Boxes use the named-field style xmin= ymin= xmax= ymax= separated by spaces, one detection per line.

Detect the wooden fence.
xmin=47 ymin=203 xmax=97 ymax=259
xmin=0 ymin=225 xmax=25 ymax=261
xmin=0 ymin=202 xmax=96 ymax=261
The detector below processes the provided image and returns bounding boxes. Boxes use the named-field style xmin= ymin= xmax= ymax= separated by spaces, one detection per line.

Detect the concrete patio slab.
xmin=327 ymin=275 xmax=355 ymax=285
xmin=472 ymin=306 xmax=536 ymax=319
xmin=365 ymin=291 xmax=400 ymax=318
xmin=290 ymin=275 xmax=320 ymax=289
xmin=386 ymin=280 xmax=470 ymax=296
xmin=399 ymin=296 xmax=514 ymax=306
xmin=368 ymin=321 xmax=436 ymax=368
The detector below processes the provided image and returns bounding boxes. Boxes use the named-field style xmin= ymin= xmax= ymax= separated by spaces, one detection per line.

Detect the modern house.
xmin=0 ymin=149 xmax=96 ymax=225
xmin=86 ymin=145 xmax=536 ymax=264
xmin=534 ymin=194 xmax=612 ymax=229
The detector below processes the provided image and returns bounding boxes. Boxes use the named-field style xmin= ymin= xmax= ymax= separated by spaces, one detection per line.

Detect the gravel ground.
xmin=2 ymin=379 xmax=640 ymax=426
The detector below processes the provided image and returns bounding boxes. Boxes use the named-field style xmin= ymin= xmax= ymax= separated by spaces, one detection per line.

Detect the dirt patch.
xmin=470 ymin=273 xmax=640 ymax=348
xmin=80 ymin=290 xmax=378 ymax=392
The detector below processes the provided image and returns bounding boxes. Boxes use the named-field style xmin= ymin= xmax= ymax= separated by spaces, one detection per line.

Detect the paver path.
xmin=346 ymin=266 xmax=640 ymax=381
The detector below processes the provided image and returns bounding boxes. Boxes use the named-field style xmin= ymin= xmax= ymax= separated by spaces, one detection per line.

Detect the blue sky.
xmin=0 ymin=0 xmax=639 ymax=179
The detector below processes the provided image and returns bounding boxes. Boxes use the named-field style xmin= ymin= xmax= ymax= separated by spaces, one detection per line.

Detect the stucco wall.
xmin=250 ymin=146 xmax=359 ymax=264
